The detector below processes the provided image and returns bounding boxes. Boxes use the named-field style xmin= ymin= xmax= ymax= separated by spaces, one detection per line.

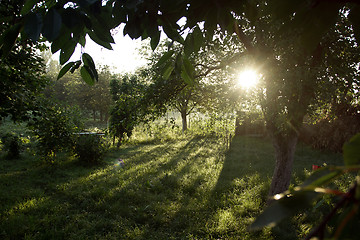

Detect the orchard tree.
xmin=109 ymin=73 xmax=147 ymax=146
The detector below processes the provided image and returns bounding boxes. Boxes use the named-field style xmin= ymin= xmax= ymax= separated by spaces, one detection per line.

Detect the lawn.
xmin=0 ymin=134 xmax=344 ymax=239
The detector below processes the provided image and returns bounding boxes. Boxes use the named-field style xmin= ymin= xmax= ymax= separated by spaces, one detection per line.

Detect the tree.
xmin=2 ymin=0 xmax=360 ymax=197
xmin=0 ymin=0 xmax=48 ymax=123
xmin=109 ymin=73 xmax=147 ymax=146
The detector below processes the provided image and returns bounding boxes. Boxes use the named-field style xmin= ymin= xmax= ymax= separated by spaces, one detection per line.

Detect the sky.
xmin=53 ymin=27 xmax=149 ymax=74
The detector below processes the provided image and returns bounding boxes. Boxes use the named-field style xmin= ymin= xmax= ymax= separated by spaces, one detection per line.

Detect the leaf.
xmin=161 ymin=21 xmax=184 ymax=44
xmin=343 ymin=133 xmax=360 ymax=166
xmin=113 ymin=1 xmax=127 ymax=25
xmin=42 ymin=8 xmax=62 ymax=41
xmin=61 ymin=8 xmax=82 ymax=29
xmin=21 ymin=0 xmax=39 ymax=15
xmin=301 ymin=167 xmax=343 ymax=188
xmin=82 ymin=53 xmax=98 ymax=80
xmin=184 ymin=33 xmax=194 ymax=57
xmin=181 ymin=69 xmax=193 ymax=86
xmin=249 ymin=190 xmax=319 ymax=231
xmin=182 ymin=56 xmax=195 ymax=77
xmin=0 ymin=23 xmax=21 ymax=58
xmin=88 ymin=30 xmax=113 ymax=50
xmin=80 ymin=66 xmax=95 ymax=85
xmin=82 ymin=53 xmax=95 ymax=69
xmin=91 ymin=19 xmax=115 ymax=43
xmin=24 ymin=13 xmax=43 ymax=41
xmin=51 ymin=27 xmax=71 ymax=54
xmin=59 ymin=40 xmax=77 ymax=65
xmin=192 ymin=26 xmax=204 ymax=52
xmin=57 ymin=61 xmax=76 ymax=80
xmin=70 ymin=60 xmax=81 ymax=73
xmin=79 ymin=34 xmax=86 ymax=47
xmin=156 ymin=50 xmax=174 ymax=67
xmin=150 ymin=30 xmax=161 ymax=51
xmin=162 ymin=63 xmax=174 ymax=80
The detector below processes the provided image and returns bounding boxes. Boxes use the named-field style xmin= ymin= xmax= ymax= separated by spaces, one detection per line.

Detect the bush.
xmin=74 ymin=133 xmax=108 ymax=165
xmin=28 ymin=102 xmax=83 ymax=162
xmin=1 ymin=133 xmax=22 ymax=159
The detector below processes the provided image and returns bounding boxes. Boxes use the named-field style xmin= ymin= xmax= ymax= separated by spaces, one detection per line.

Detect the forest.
xmin=1 ymin=0 xmax=360 ymax=239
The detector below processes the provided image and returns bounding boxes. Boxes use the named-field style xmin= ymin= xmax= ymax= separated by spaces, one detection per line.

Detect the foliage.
xmin=28 ymin=101 xmax=83 ymax=162
xmin=74 ymin=134 xmax=107 ymax=165
xmin=0 ymin=132 xmax=22 ymax=159
xmin=0 ymin=1 xmax=48 ymax=122
xmin=109 ymin=74 xmax=147 ymax=146
xmin=251 ymin=133 xmax=360 ymax=239
xmin=45 ymin=63 xmax=113 ymax=122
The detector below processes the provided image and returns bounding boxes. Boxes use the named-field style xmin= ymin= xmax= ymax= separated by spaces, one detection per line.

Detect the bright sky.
xmin=53 ymin=27 xmax=149 ymax=74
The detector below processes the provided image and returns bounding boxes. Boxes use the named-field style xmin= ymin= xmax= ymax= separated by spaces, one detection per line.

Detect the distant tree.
xmin=109 ymin=74 xmax=147 ymax=146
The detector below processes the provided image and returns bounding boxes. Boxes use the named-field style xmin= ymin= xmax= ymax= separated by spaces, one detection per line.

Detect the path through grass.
xmin=0 ymin=135 xmax=343 ymax=239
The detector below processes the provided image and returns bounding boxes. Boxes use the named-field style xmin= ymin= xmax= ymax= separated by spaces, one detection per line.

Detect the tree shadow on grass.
xmin=212 ymin=135 xmax=274 ymax=197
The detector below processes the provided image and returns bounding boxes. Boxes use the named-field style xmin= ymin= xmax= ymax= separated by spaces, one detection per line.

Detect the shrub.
xmin=74 ymin=133 xmax=108 ymax=165
xmin=28 ymin=103 xmax=83 ymax=162
xmin=1 ymin=133 xmax=22 ymax=159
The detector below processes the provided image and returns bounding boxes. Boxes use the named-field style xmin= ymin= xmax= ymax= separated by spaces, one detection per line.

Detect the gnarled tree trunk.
xmin=181 ymin=109 xmax=188 ymax=132
xmin=268 ymin=133 xmax=298 ymax=198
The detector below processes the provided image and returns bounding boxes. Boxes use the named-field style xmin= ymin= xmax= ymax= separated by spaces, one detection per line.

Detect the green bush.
xmin=1 ymin=133 xmax=22 ymax=159
xmin=74 ymin=134 xmax=108 ymax=165
xmin=28 ymin=103 xmax=83 ymax=162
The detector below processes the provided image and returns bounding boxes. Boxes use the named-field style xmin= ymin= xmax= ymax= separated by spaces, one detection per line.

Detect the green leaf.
xmin=150 ymin=30 xmax=161 ymax=51
xmin=182 ymin=56 xmax=195 ymax=77
xmin=181 ymin=56 xmax=195 ymax=85
xmin=249 ymin=190 xmax=318 ymax=231
xmin=82 ymin=53 xmax=98 ymax=80
xmin=161 ymin=21 xmax=184 ymax=44
xmin=91 ymin=19 xmax=115 ymax=43
xmin=59 ymin=40 xmax=77 ymax=65
xmin=163 ymin=63 xmax=174 ymax=80
xmin=113 ymin=1 xmax=127 ymax=25
xmin=192 ymin=26 xmax=203 ymax=52
xmin=57 ymin=61 xmax=76 ymax=80
xmin=301 ymin=168 xmax=342 ymax=188
xmin=343 ymin=133 xmax=360 ymax=166
xmin=156 ymin=50 xmax=174 ymax=67
xmin=21 ymin=0 xmax=38 ymax=15
xmin=24 ymin=13 xmax=43 ymax=41
xmin=0 ymin=23 xmax=21 ymax=58
xmin=79 ymin=34 xmax=86 ymax=47
xmin=42 ymin=8 xmax=62 ymax=41
xmin=88 ymin=30 xmax=113 ymax=50
xmin=184 ymin=33 xmax=194 ymax=57
xmin=82 ymin=53 xmax=95 ymax=69
xmin=51 ymin=27 xmax=71 ymax=54
xmin=70 ymin=60 xmax=81 ymax=73
xmin=80 ymin=66 xmax=95 ymax=85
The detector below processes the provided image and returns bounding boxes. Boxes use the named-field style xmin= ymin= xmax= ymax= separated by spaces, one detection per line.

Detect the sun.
xmin=237 ymin=70 xmax=259 ymax=89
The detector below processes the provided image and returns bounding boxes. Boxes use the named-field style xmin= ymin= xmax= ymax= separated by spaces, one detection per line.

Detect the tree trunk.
xmin=268 ymin=133 xmax=298 ymax=198
xmin=93 ymin=110 xmax=96 ymax=121
xmin=181 ymin=110 xmax=188 ymax=133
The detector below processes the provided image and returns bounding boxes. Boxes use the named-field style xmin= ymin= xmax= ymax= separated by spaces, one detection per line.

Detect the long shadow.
xmin=212 ymin=135 xmax=274 ymax=196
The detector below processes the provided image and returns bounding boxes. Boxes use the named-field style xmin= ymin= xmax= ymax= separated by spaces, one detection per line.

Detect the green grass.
xmin=0 ymin=133 xmax=344 ymax=239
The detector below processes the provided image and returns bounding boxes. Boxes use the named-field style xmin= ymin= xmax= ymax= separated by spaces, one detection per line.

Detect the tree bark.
xmin=181 ymin=110 xmax=188 ymax=132
xmin=268 ymin=133 xmax=298 ymax=198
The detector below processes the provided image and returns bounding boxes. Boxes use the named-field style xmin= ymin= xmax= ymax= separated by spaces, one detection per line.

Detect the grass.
xmin=0 ymin=132 xmax=345 ymax=239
